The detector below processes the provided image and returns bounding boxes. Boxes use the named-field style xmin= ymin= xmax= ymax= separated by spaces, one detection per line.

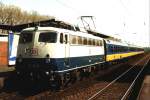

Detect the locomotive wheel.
xmin=63 ymin=73 xmax=71 ymax=87
xmin=76 ymin=70 xmax=82 ymax=81
xmin=50 ymin=75 xmax=62 ymax=91
xmin=70 ymin=70 xmax=78 ymax=84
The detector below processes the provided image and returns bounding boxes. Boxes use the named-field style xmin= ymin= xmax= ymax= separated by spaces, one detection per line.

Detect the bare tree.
xmin=0 ymin=2 xmax=54 ymax=33
xmin=0 ymin=2 xmax=53 ymax=25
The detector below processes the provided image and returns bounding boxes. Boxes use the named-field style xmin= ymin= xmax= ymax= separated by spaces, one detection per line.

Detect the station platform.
xmin=0 ymin=66 xmax=15 ymax=88
xmin=137 ymin=75 xmax=150 ymax=100
xmin=0 ymin=66 xmax=15 ymax=77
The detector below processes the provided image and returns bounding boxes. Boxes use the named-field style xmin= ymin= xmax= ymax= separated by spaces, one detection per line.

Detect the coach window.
xmin=121 ymin=46 xmax=123 ymax=52
xmin=123 ymin=46 xmax=125 ymax=52
xmin=60 ymin=33 xmax=63 ymax=44
xmin=120 ymin=46 xmax=122 ymax=52
xmin=109 ymin=46 xmax=112 ymax=52
xmin=113 ymin=46 xmax=115 ymax=52
xmin=119 ymin=46 xmax=120 ymax=52
xmin=114 ymin=46 xmax=116 ymax=52
xmin=111 ymin=46 xmax=114 ymax=52
xmin=115 ymin=46 xmax=117 ymax=52
xmin=117 ymin=46 xmax=119 ymax=52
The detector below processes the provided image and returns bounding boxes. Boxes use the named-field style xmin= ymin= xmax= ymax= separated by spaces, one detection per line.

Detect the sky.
xmin=1 ymin=0 xmax=149 ymax=47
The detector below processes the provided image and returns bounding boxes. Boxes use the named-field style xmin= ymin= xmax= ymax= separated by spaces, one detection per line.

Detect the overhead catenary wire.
xmin=55 ymin=0 xmax=83 ymax=15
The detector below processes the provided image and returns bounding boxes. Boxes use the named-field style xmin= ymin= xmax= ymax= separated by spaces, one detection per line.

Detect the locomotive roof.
xmin=22 ymin=26 xmax=104 ymax=40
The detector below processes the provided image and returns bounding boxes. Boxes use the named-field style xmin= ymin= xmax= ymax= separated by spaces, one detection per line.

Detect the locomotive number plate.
xmin=25 ymin=48 xmax=38 ymax=56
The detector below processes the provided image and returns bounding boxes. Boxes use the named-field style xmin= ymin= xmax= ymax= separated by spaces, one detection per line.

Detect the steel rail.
xmin=88 ymin=55 xmax=150 ymax=100
xmin=121 ymin=57 xmax=150 ymax=100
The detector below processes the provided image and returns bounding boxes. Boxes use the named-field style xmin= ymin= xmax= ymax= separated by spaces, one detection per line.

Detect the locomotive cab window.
xmin=38 ymin=32 xmax=57 ymax=43
xmin=19 ymin=32 xmax=33 ymax=43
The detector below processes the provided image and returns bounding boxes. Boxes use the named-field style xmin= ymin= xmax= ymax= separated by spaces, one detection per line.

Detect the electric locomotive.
xmin=16 ymin=26 xmax=105 ymax=86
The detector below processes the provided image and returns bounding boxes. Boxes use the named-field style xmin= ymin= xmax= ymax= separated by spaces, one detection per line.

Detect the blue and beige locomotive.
xmin=16 ymin=26 xmax=105 ymax=86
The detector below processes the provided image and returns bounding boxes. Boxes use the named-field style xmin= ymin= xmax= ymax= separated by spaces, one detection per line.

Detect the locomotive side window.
xmin=96 ymin=40 xmax=98 ymax=46
xmin=96 ymin=40 xmax=99 ymax=46
xmin=65 ymin=34 xmax=68 ymax=44
xmin=38 ymin=32 xmax=57 ymax=43
xmin=19 ymin=32 xmax=33 ymax=43
xmin=70 ymin=35 xmax=77 ymax=44
xmin=88 ymin=38 xmax=92 ymax=45
xmin=60 ymin=33 xmax=63 ymax=43
xmin=83 ymin=37 xmax=87 ymax=45
xmin=91 ymin=39 xmax=94 ymax=45
xmin=69 ymin=35 xmax=103 ymax=46
xmin=99 ymin=40 xmax=102 ymax=46
xmin=77 ymin=36 xmax=82 ymax=44
xmin=93 ymin=39 xmax=95 ymax=46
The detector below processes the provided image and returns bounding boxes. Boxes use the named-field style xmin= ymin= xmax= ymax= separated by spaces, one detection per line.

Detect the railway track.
xmin=0 ymin=53 xmax=148 ymax=100
xmin=88 ymin=54 xmax=150 ymax=100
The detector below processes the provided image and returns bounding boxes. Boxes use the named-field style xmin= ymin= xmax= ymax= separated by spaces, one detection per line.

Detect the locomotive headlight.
xmin=45 ymin=54 xmax=50 ymax=63
xmin=46 ymin=71 xmax=49 ymax=75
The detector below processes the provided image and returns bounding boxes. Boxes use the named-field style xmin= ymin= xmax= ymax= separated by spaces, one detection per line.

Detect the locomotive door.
xmin=64 ymin=33 xmax=70 ymax=67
